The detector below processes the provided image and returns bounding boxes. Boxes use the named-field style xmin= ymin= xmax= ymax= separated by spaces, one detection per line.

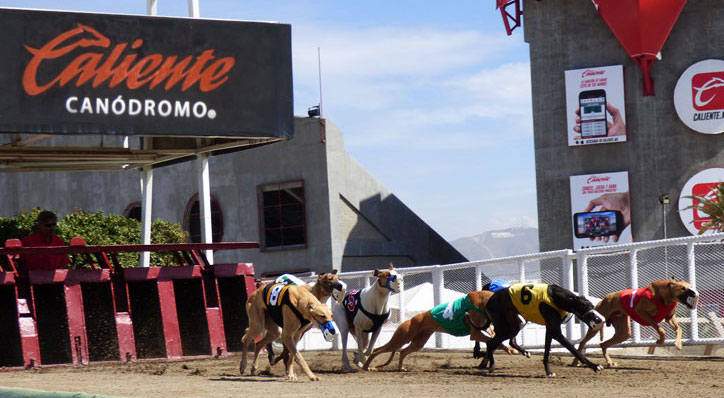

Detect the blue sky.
xmin=2 ymin=0 xmax=536 ymax=241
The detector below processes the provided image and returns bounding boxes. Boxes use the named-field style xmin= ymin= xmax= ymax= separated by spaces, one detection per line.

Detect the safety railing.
xmin=298 ymin=233 xmax=724 ymax=353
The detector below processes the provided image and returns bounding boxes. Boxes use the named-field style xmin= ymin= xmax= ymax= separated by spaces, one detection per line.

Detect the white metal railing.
xmin=298 ymin=233 xmax=724 ymax=352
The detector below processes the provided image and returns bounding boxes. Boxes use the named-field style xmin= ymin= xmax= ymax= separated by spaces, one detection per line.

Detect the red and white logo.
xmin=691 ymin=72 xmax=724 ymax=111
xmin=691 ymin=182 xmax=718 ymax=229
xmin=586 ymin=176 xmax=611 ymax=184
xmin=674 ymin=59 xmax=724 ymax=134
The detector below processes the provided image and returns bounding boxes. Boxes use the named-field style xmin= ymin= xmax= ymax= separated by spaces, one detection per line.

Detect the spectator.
xmin=20 ymin=211 xmax=70 ymax=272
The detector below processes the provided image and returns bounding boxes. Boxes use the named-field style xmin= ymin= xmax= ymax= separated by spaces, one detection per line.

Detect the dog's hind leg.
xmin=363 ymin=319 xmax=412 ymax=371
xmin=239 ymin=300 xmax=266 ymax=375
xmin=599 ymin=315 xmax=631 ymax=368
xmin=251 ymin=327 xmax=279 ymax=375
xmin=397 ymin=329 xmax=433 ymax=371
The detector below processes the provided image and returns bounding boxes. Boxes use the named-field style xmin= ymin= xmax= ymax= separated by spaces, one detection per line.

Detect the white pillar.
xmin=630 ymin=248 xmax=640 ymax=342
xmin=140 ymin=165 xmax=153 ymax=267
xmin=188 ymin=0 xmax=200 ymax=17
xmin=687 ymin=242 xmax=698 ymax=341
xmin=146 ymin=0 xmax=157 ymax=15
xmin=433 ymin=266 xmax=445 ymax=348
xmin=196 ymin=153 xmax=213 ymax=264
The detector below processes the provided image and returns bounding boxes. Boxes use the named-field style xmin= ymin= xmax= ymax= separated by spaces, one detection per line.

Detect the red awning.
xmin=593 ymin=0 xmax=688 ymax=96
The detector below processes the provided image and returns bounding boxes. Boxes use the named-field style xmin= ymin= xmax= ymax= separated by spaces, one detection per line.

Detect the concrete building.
xmin=0 ymin=117 xmax=466 ymax=275
xmin=522 ymin=0 xmax=724 ymax=251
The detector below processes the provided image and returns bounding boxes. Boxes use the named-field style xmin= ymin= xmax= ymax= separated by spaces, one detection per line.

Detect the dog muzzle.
xmin=319 ymin=320 xmax=338 ymax=342
xmin=385 ymin=273 xmax=401 ymax=293
xmin=332 ymin=281 xmax=347 ymax=304
xmin=679 ymin=289 xmax=699 ymax=310
xmin=583 ymin=310 xmax=605 ymax=331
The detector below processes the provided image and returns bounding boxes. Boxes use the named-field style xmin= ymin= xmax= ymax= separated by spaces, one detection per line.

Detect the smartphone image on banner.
xmin=578 ymin=89 xmax=607 ymax=138
xmin=573 ymin=210 xmax=623 ymax=238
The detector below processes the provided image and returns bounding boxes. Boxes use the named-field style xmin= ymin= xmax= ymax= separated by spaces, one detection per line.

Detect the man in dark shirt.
xmin=20 ymin=211 xmax=70 ymax=272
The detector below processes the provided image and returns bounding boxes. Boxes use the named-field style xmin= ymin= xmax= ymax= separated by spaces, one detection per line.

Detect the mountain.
xmin=449 ymin=227 xmax=540 ymax=280
xmin=450 ymin=227 xmax=539 ymax=261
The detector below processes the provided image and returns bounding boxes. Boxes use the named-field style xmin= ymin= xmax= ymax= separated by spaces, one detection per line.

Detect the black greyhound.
xmin=481 ymin=283 xmax=605 ymax=377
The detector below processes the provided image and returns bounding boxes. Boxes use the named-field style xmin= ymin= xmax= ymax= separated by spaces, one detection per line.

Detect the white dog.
xmin=332 ymin=264 xmax=401 ymax=372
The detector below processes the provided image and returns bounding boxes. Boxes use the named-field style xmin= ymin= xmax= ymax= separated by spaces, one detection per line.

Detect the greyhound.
xmin=332 ymin=264 xmax=401 ymax=372
xmin=572 ymin=277 xmax=698 ymax=368
xmin=482 ymin=283 xmax=605 ymax=377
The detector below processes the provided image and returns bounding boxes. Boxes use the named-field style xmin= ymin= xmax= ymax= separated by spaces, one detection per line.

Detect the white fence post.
xmin=518 ymin=260 xmax=525 ymax=346
xmin=433 ymin=266 xmax=445 ymax=348
xmin=630 ymin=248 xmax=640 ymax=343
xmin=577 ymin=251 xmax=589 ymax=339
xmin=475 ymin=265 xmax=483 ymax=291
xmin=398 ymin=274 xmax=406 ymax=324
xmin=687 ymin=242 xmax=698 ymax=341
xmin=564 ymin=251 xmax=575 ymax=340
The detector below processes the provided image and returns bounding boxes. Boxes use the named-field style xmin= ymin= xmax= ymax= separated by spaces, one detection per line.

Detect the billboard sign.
xmin=678 ymin=168 xmax=724 ymax=235
xmin=569 ymin=171 xmax=632 ymax=250
xmin=674 ymin=59 xmax=724 ymax=134
xmin=564 ymin=65 xmax=627 ymax=146
xmin=0 ymin=8 xmax=293 ymax=138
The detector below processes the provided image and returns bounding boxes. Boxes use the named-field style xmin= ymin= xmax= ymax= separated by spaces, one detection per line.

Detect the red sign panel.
xmin=691 ymin=71 xmax=724 ymax=111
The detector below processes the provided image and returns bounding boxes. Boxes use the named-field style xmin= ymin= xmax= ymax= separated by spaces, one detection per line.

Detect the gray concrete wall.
xmin=1 ymin=117 xmax=464 ymax=275
xmin=524 ymin=0 xmax=724 ymax=251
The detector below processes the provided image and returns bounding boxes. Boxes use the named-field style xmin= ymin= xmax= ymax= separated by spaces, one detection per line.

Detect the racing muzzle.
xmin=582 ymin=310 xmax=605 ymax=332
xmin=331 ymin=281 xmax=347 ymax=304
xmin=678 ymin=288 xmax=699 ymax=310
xmin=319 ymin=320 xmax=338 ymax=342
xmin=385 ymin=273 xmax=401 ymax=293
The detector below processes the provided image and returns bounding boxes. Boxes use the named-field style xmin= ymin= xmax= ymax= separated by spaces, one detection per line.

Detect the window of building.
xmin=183 ymin=194 xmax=224 ymax=243
xmin=258 ymin=180 xmax=306 ymax=250
xmin=123 ymin=202 xmax=142 ymax=222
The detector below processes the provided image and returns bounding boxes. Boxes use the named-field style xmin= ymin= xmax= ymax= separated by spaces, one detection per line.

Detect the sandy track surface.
xmin=1 ymin=350 xmax=722 ymax=398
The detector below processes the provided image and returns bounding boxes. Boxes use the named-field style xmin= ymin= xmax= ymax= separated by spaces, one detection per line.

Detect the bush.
xmin=0 ymin=208 xmax=188 ymax=269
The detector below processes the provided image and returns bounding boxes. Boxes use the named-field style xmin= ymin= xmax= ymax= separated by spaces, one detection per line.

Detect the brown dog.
xmin=268 ymin=271 xmax=346 ymax=366
xmin=362 ymin=290 xmax=514 ymax=371
xmin=239 ymin=283 xmax=336 ymax=381
xmin=573 ymin=277 xmax=699 ymax=368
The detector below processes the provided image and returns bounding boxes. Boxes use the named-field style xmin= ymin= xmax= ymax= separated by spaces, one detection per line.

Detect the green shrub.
xmin=0 ymin=208 xmax=188 ymax=269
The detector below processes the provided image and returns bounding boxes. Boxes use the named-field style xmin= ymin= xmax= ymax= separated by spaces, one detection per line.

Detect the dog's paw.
xmin=570 ymin=359 xmax=580 ymax=367
xmin=399 ymin=367 xmax=409 ymax=372
xmin=287 ymin=374 xmax=298 ymax=382
xmin=593 ymin=365 xmax=603 ymax=372
xmin=366 ymin=366 xmax=377 ymax=372
xmin=605 ymin=361 xmax=618 ymax=368
xmin=309 ymin=375 xmax=320 ymax=381
xmin=546 ymin=372 xmax=557 ymax=378
xmin=523 ymin=351 xmax=531 ymax=358
xmin=675 ymin=341 xmax=683 ymax=350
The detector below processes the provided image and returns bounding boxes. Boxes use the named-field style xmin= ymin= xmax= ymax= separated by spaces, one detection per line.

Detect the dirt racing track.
xmin=0 ymin=350 xmax=722 ymax=398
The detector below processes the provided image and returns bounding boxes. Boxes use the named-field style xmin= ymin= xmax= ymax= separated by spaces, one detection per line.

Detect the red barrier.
xmin=0 ymin=241 xmax=258 ymax=369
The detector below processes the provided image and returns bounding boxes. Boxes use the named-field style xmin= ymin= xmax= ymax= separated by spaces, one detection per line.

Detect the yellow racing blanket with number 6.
xmin=508 ymin=283 xmax=567 ymax=325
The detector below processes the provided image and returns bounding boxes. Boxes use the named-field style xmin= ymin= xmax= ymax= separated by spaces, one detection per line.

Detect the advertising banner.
xmin=678 ymin=168 xmax=724 ymax=235
xmin=564 ymin=65 xmax=627 ymax=146
xmin=570 ymin=171 xmax=632 ymax=250
xmin=0 ymin=8 xmax=293 ymax=138
xmin=674 ymin=59 xmax=724 ymax=134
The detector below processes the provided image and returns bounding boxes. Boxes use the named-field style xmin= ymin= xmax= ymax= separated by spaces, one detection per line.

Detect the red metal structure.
xmin=0 ymin=241 xmax=259 ymax=369
xmin=592 ymin=0 xmax=688 ymax=96
xmin=496 ymin=0 xmax=524 ymax=36
xmin=494 ymin=0 xmax=688 ymax=96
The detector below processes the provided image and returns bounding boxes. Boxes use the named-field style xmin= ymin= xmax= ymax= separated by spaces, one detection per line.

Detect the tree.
xmin=681 ymin=182 xmax=724 ymax=234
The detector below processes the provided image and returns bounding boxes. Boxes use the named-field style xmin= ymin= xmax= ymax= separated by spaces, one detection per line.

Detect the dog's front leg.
xmin=354 ymin=329 xmax=369 ymax=368
xmin=283 ymin=330 xmax=319 ymax=382
xmin=666 ymin=314 xmax=683 ymax=350
xmin=340 ymin=330 xmax=356 ymax=372
xmin=542 ymin=306 xmax=602 ymax=375
xmin=365 ymin=328 xmax=383 ymax=358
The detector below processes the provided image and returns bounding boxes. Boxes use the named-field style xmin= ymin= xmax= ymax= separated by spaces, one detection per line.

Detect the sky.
xmin=1 ymin=0 xmax=537 ymax=241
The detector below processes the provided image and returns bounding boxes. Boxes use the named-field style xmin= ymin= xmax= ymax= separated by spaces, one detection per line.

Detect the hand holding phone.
xmin=578 ymin=89 xmax=608 ymax=138
xmin=573 ymin=102 xmax=627 ymax=139
xmin=573 ymin=210 xmax=624 ymax=239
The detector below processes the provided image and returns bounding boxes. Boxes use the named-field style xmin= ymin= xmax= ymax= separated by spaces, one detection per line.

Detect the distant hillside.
xmin=450 ymin=227 xmax=540 ymax=280
xmin=450 ymin=227 xmax=539 ymax=261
